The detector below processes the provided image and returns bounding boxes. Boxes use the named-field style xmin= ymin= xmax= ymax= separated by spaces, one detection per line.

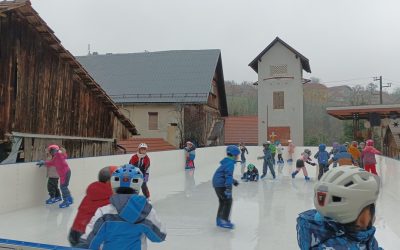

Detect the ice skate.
xmin=45 ymin=197 xmax=61 ymax=205
xmin=217 ymin=219 xmax=235 ymax=229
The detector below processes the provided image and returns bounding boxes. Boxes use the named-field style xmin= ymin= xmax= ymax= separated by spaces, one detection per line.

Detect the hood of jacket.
xmin=297 ymin=210 xmax=377 ymax=248
xmin=318 ymin=144 xmax=326 ymax=152
xmin=86 ymin=182 xmax=113 ymax=201
xmin=110 ymin=194 xmax=151 ymax=224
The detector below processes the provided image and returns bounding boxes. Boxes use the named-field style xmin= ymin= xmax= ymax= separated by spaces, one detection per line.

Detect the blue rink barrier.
xmin=0 ymin=238 xmax=82 ymax=250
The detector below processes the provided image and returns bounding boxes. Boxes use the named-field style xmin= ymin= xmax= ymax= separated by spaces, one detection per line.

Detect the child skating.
xmin=275 ymin=141 xmax=284 ymax=174
xmin=239 ymin=142 xmax=249 ymax=177
xmin=362 ymin=139 xmax=381 ymax=175
xmin=329 ymin=142 xmax=340 ymax=168
xmin=212 ymin=145 xmax=240 ymax=229
xmin=37 ymin=144 xmax=73 ymax=208
xmin=129 ymin=143 xmax=151 ymax=199
xmin=287 ymin=139 xmax=295 ymax=164
xmin=77 ymin=164 xmax=166 ymax=249
xmin=68 ymin=166 xmax=117 ymax=246
xmin=348 ymin=141 xmax=361 ymax=166
xmin=291 ymin=149 xmax=316 ymax=181
xmin=41 ymin=146 xmax=62 ymax=205
xmin=243 ymin=163 xmax=259 ymax=182
xmin=314 ymin=144 xmax=330 ymax=180
xmin=258 ymin=141 xmax=276 ymax=179
xmin=184 ymin=141 xmax=196 ymax=169
xmin=328 ymin=145 xmax=354 ymax=166
xmin=296 ymin=166 xmax=381 ymax=249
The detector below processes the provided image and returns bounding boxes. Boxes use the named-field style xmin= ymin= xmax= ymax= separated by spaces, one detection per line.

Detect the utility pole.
xmin=373 ymin=76 xmax=391 ymax=104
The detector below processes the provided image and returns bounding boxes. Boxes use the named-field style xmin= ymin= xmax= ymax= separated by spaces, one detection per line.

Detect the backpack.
xmin=318 ymin=151 xmax=329 ymax=165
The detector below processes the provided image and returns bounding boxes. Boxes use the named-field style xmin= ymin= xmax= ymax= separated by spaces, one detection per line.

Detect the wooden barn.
xmin=0 ymin=1 xmax=137 ymax=163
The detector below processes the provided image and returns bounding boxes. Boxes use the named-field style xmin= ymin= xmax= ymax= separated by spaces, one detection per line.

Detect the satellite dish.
xmin=364 ymin=121 xmax=371 ymax=129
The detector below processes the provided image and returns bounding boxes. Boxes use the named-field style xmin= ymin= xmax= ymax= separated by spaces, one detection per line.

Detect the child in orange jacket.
xmin=348 ymin=141 xmax=361 ymax=166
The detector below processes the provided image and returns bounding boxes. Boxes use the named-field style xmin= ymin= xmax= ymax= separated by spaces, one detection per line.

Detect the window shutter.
xmin=148 ymin=112 xmax=158 ymax=130
xmin=273 ymin=92 xmax=284 ymax=109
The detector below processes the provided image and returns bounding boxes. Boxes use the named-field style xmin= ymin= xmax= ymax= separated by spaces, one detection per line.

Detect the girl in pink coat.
xmin=38 ymin=145 xmax=73 ymax=208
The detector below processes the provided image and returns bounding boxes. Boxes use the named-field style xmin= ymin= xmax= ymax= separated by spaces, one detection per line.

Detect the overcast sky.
xmin=31 ymin=0 xmax=400 ymax=90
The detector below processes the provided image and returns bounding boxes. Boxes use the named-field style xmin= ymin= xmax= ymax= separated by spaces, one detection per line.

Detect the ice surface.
xmin=0 ymin=148 xmax=398 ymax=250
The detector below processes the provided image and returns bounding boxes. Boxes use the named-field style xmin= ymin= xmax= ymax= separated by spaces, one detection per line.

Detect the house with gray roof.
xmin=78 ymin=50 xmax=227 ymax=147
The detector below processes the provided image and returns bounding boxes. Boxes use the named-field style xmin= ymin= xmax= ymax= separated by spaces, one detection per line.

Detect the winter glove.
xmin=233 ymin=179 xmax=239 ymax=187
xmin=36 ymin=160 xmax=45 ymax=167
xmin=224 ymin=189 xmax=232 ymax=199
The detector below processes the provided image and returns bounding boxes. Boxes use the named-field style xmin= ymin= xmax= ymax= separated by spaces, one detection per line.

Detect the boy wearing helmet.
xmin=129 ymin=143 xmax=151 ymax=199
xmin=243 ymin=163 xmax=259 ymax=182
xmin=184 ymin=141 xmax=196 ymax=169
xmin=296 ymin=166 xmax=381 ymax=249
xmin=37 ymin=145 xmax=73 ymax=208
xmin=68 ymin=166 xmax=117 ymax=246
xmin=212 ymin=145 xmax=240 ymax=229
xmin=362 ymin=139 xmax=381 ymax=175
xmin=291 ymin=149 xmax=316 ymax=181
xmin=314 ymin=144 xmax=330 ymax=180
xmin=257 ymin=141 xmax=276 ymax=179
xmin=78 ymin=164 xmax=166 ymax=249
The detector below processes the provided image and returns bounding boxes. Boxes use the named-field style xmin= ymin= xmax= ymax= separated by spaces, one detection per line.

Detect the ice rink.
xmin=0 ymin=146 xmax=399 ymax=249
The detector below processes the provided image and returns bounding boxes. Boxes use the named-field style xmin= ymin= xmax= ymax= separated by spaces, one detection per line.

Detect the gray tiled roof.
xmin=77 ymin=50 xmax=221 ymax=104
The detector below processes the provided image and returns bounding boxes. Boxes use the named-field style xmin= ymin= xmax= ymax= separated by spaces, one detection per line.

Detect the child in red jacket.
xmin=129 ymin=143 xmax=151 ymax=199
xmin=68 ymin=166 xmax=117 ymax=247
xmin=362 ymin=139 xmax=381 ymax=175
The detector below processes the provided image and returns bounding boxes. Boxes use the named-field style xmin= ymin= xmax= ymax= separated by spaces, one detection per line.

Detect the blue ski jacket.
xmin=212 ymin=157 xmax=236 ymax=188
xmin=78 ymin=194 xmax=166 ymax=250
xmin=263 ymin=147 xmax=273 ymax=161
xmin=296 ymin=209 xmax=382 ymax=250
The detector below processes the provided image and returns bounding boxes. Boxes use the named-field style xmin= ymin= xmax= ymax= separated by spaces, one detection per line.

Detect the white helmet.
xmin=314 ymin=165 xmax=380 ymax=224
xmin=138 ymin=143 xmax=148 ymax=149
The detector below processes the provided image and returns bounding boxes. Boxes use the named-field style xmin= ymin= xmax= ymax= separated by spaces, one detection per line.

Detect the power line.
xmin=320 ymin=77 xmax=374 ymax=84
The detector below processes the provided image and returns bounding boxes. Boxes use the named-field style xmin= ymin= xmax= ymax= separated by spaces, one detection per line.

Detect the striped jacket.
xmin=79 ymin=194 xmax=166 ymax=250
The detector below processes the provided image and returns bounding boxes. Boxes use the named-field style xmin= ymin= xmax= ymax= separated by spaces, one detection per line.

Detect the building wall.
xmin=120 ymin=103 xmax=223 ymax=148
xmin=0 ymin=11 xmax=131 ymax=141
xmin=257 ymin=42 xmax=304 ymax=145
xmin=120 ymin=104 xmax=181 ymax=147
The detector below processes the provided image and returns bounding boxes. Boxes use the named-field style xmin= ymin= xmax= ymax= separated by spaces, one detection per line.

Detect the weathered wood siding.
xmin=0 ymin=12 xmax=131 ymax=141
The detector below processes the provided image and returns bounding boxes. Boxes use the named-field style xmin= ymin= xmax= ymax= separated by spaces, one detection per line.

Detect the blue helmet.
xmin=226 ymin=145 xmax=240 ymax=156
xmin=111 ymin=164 xmax=143 ymax=193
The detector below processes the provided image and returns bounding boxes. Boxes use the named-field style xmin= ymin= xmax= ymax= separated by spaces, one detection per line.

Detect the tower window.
xmin=273 ymin=91 xmax=284 ymax=109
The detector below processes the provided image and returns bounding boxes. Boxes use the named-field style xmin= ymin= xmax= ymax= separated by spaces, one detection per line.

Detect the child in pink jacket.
xmin=38 ymin=145 xmax=73 ymax=208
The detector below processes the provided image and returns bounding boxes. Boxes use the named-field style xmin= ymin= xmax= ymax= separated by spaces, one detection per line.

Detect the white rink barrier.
xmin=1 ymin=145 xmax=396 ymax=215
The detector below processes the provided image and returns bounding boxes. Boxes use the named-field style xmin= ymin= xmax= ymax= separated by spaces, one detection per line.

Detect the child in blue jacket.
xmin=296 ymin=166 xmax=382 ymax=249
xmin=314 ymin=144 xmax=330 ymax=180
xmin=257 ymin=141 xmax=276 ymax=179
xmin=212 ymin=145 xmax=240 ymax=229
xmin=78 ymin=164 xmax=166 ymax=249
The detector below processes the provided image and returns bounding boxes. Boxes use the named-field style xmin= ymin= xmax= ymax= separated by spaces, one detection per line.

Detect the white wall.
xmin=257 ymin=41 xmax=304 ymax=145
xmin=0 ymin=146 xmax=397 ymax=215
